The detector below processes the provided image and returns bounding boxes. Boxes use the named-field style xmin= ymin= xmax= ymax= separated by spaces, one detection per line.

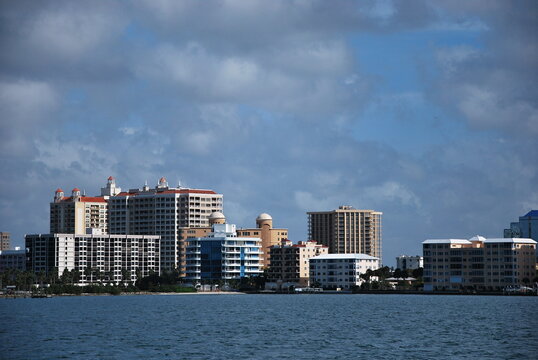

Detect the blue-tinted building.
xmin=185 ymin=223 xmax=262 ymax=282
xmin=504 ymin=210 xmax=538 ymax=241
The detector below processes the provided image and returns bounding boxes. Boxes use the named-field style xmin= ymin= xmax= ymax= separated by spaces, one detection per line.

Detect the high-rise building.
xmin=108 ymin=177 xmax=223 ymax=272
xmin=309 ymin=254 xmax=380 ymax=290
xmin=504 ymin=210 xmax=538 ymax=241
xmin=184 ymin=223 xmax=263 ymax=282
xmin=0 ymin=232 xmax=10 ymax=250
xmin=25 ymin=232 xmax=160 ymax=284
xmin=307 ymin=205 xmax=382 ymax=262
xmin=422 ymin=236 xmax=537 ymax=291
xmin=396 ymin=255 xmax=423 ymax=270
xmin=50 ymin=188 xmax=108 ymax=234
xmin=267 ymin=240 xmax=328 ymax=286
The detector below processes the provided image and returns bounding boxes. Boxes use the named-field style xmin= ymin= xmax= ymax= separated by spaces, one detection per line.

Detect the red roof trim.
xmin=112 ymin=189 xmax=218 ymax=196
xmin=58 ymin=196 xmax=107 ymax=203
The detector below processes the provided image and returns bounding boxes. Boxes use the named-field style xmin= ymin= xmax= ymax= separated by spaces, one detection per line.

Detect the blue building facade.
xmin=504 ymin=210 xmax=538 ymax=241
xmin=185 ymin=223 xmax=263 ymax=282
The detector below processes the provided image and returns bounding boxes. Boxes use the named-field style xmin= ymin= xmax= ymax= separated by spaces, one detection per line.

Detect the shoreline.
xmin=3 ymin=290 xmax=536 ymax=298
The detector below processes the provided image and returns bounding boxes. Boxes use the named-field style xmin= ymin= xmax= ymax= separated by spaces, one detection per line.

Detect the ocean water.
xmin=1 ymin=294 xmax=537 ymax=359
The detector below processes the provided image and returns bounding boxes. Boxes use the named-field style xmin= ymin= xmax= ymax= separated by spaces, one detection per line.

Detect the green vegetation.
xmin=1 ymin=268 xmax=196 ymax=296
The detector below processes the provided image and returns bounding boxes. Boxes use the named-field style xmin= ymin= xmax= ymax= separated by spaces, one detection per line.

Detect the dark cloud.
xmin=0 ymin=0 xmax=536 ymax=266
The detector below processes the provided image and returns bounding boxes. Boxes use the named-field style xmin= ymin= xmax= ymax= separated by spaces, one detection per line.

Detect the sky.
xmin=1 ymin=0 xmax=537 ymax=267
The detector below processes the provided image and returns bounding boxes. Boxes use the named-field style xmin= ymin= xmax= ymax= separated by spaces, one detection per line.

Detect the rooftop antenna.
xmin=83 ymin=189 xmax=86 ymax=196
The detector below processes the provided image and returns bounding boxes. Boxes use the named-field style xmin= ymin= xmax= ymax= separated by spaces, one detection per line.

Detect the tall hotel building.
xmin=307 ymin=206 xmax=382 ymax=262
xmin=108 ymin=177 xmax=223 ymax=272
xmin=422 ymin=236 xmax=537 ymax=291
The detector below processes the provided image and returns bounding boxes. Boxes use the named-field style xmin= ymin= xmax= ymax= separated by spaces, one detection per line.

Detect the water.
xmin=1 ymin=294 xmax=537 ymax=359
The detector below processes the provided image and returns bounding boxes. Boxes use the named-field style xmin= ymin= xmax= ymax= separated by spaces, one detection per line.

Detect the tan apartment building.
xmin=0 ymin=232 xmax=10 ymax=250
xmin=268 ymin=239 xmax=328 ymax=286
xmin=236 ymin=213 xmax=288 ymax=268
xmin=307 ymin=205 xmax=382 ymax=262
xmin=177 ymin=212 xmax=288 ymax=274
xmin=423 ymin=236 xmax=537 ymax=291
xmin=50 ymin=188 xmax=108 ymax=234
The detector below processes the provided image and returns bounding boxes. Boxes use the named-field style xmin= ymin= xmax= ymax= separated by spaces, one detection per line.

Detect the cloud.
xmin=0 ymin=80 xmax=58 ymax=157
xmin=0 ymin=0 xmax=536 ymax=269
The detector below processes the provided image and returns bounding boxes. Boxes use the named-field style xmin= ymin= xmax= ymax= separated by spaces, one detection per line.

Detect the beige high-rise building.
xmin=267 ymin=239 xmax=328 ymax=286
xmin=0 ymin=232 xmax=10 ymax=250
xmin=307 ymin=205 xmax=382 ymax=262
xmin=50 ymin=188 xmax=108 ymax=234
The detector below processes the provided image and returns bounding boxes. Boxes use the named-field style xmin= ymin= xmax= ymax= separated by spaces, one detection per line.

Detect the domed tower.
xmin=54 ymin=188 xmax=64 ymax=202
xmin=256 ymin=213 xmax=273 ymax=229
xmin=157 ymin=176 xmax=168 ymax=189
xmin=209 ymin=211 xmax=226 ymax=225
xmin=71 ymin=188 xmax=81 ymax=201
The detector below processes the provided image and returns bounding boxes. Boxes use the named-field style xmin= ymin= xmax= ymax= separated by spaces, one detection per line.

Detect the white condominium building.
xmin=108 ymin=177 xmax=223 ymax=272
xmin=185 ymin=223 xmax=263 ymax=281
xmin=25 ymin=232 xmax=160 ymax=284
xmin=396 ymin=255 xmax=423 ymax=270
xmin=309 ymin=253 xmax=380 ymax=290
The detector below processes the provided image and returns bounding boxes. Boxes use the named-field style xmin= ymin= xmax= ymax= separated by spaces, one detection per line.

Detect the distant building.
xmin=504 ymin=210 xmax=538 ymax=241
xmin=184 ymin=223 xmax=263 ymax=282
xmin=108 ymin=177 xmax=223 ymax=272
xmin=50 ymin=187 xmax=108 ymax=234
xmin=307 ymin=205 xmax=382 ymax=262
xmin=396 ymin=255 xmax=423 ymax=270
xmin=25 ymin=232 xmax=160 ymax=284
xmin=178 ymin=212 xmax=288 ymax=274
xmin=422 ymin=236 xmax=536 ymax=291
xmin=0 ymin=232 xmax=10 ymax=250
xmin=267 ymin=240 xmax=328 ymax=286
xmin=0 ymin=247 xmax=26 ymax=272
xmin=309 ymin=254 xmax=380 ymax=290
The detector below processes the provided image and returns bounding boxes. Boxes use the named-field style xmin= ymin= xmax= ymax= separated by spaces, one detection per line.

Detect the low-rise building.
xmin=0 ymin=247 xmax=27 ymax=272
xmin=422 ymin=236 xmax=537 ymax=291
xmin=267 ymin=240 xmax=328 ymax=286
xmin=25 ymin=232 xmax=160 ymax=284
xmin=396 ymin=255 xmax=423 ymax=270
xmin=184 ymin=223 xmax=263 ymax=282
xmin=309 ymin=254 xmax=380 ymax=290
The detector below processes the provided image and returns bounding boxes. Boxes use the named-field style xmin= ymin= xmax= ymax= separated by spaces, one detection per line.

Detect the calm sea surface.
xmin=1 ymin=294 xmax=537 ymax=359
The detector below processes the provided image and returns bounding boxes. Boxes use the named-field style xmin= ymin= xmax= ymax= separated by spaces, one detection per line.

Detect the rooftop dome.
xmin=55 ymin=188 xmax=63 ymax=193
xmin=159 ymin=177 xmax=166 ymax=183
xmin=108 ymin=176 xmax=114 ymax=180
xmin=469 ymin=235 xmax=486 ymax=241
xmin=209 ymin=211 xmax=226 ymax=220
xmin=72 ymin=188 xmax=81 ymax=192
xmin=257 ymin=213 xmax=272 ymax=221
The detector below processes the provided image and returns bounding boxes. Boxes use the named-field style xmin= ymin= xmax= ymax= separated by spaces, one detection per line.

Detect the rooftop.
xmin=523 ymin=210 xmax=538 ymax=217
xmin=311 ymin=253 xmax=379 ymax=260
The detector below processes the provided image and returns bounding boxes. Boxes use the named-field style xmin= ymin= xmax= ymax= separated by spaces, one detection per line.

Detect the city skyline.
xmin=1 ymin=1 xmax=537 ymax=267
